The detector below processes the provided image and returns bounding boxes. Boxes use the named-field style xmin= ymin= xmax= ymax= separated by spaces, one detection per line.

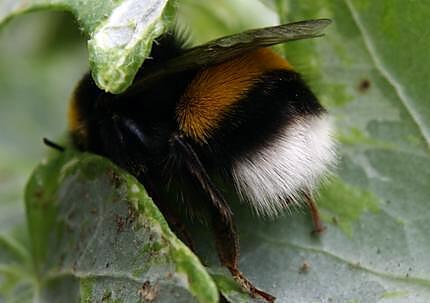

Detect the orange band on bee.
xmin=68 ymin=97 xmax=79 ymax=131
xmin=68 ymin=96 xmax=87 ymax=143
xmin=176 ymin=48 xmax=293 ymax=143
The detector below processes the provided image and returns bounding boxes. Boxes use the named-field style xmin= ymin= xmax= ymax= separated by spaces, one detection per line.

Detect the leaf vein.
xmin=255 ymin=231 xmax=430 ymax=288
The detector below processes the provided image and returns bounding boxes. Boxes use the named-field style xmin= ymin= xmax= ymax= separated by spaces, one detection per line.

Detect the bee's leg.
xmin=211 ymin=210 xmax=276 ymax=303
xmin=303 ymin=190 xmax=326 ymax=235
xmin=171 ymin=134 xmax=276 ymax=302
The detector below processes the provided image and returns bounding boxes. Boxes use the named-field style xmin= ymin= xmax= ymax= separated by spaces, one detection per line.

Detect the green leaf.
xmin=22 ymin=151 xmax=218 ymax=303
xmin=0 ymin=0 xmax=173 ymax=93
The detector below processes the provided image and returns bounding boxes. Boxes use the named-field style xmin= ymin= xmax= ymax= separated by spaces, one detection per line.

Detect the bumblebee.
xmin=67 ymin=20 xmax=335 ymax=302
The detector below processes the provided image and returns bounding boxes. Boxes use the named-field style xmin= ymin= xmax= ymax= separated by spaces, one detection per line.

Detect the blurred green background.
xmin=2 ymin=1 xmax=430 ymax=302
xmin=0 ymin=11 xmax=86 ymax=236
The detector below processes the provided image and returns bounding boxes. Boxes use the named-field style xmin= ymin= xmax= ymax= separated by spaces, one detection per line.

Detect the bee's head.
xmin=68 ymin=73 xmax=170 ymax=175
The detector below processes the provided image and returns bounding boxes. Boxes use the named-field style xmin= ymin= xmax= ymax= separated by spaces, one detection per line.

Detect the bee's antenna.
xmin=43 ymin=138 xmax=65 ymax=152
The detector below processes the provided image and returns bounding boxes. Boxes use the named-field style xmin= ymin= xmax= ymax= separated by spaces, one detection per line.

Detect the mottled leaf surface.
xmin=23 ymin=151 xmax=218 ymax=303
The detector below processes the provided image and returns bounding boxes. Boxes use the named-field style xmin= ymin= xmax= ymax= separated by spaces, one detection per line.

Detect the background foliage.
xmin=1 ymin=0 xmax=430 ymax=302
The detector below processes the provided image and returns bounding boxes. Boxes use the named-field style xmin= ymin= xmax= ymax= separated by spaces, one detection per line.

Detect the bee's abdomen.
xmin=176 ymin=49 xmax=336 ymax=216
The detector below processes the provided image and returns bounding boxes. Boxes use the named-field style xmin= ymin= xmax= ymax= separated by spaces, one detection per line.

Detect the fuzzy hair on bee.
xmin=67 ymin=19 xmax=335 ymax=302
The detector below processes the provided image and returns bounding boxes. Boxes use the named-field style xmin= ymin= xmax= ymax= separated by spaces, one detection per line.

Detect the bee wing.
xmin=124 ymin=19 xmax=331 ymax=96
xmin=164 ymin=18 xmax=331 ymax=71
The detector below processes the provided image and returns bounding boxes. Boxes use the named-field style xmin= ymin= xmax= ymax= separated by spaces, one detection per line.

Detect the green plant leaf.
xmin=0 ymin=0 xmax=173 ymax=93
xmin=21 ymin=151 xmax=218 ymax=303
